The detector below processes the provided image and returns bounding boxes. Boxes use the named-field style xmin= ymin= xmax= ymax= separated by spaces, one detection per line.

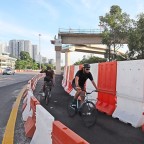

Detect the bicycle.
xmin=44 ymin=81 xmax=53 ymax=105
xmin=67 ymin=90 xmax=98 ymax=127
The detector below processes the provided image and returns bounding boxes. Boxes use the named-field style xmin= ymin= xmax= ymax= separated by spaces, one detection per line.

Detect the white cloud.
xmin=136 ymin=0 xmax=144 ymax=15
xmin=31 ymin=0 xmax=59 ymax=19
xmin=0 ymin=20 xmax=53 ymax=41
xmin=0 ymin=19 xmax=55 ymax=59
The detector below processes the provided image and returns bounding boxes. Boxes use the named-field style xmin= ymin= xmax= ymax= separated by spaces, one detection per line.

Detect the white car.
xmin=2 ymin=69 xmax=15 ymax=75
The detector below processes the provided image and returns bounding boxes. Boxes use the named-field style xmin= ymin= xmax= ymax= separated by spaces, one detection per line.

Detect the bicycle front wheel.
xmin=81 ymin=101 xmax=97 ymax=127
xmin=67 ymin=100 xmax=76 ymax=117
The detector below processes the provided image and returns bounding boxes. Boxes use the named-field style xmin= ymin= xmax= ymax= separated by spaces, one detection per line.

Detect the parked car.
xmin=2 ymin=68 xmax=15 ymax=75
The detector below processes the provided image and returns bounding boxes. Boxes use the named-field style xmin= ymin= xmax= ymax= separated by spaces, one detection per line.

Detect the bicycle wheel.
xmin=45 ymin=88 xmax=50 ymax=105
xmin=80 ymin=101 xmax=97 ymax=127
xmin=67 ymin=100 xmax=76 ymax=117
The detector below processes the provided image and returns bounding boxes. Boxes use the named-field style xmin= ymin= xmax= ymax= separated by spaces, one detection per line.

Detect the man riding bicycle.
xmin=41 ymin=66 xmax=55 ymax=96
xmin=72 ymin=63 xmax=98 ymax=107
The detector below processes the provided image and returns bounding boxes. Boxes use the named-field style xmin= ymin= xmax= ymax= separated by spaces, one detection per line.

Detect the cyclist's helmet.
xmin=83 ymin=63 xmax=90 ymax=68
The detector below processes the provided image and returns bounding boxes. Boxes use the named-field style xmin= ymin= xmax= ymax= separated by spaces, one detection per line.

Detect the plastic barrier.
xmin=63 ymin=66 xmax=69 ymax=88
xmin=52 ymin=121 xmax=89 ymax=144
xmin=97 ymin=61 xmax=117 ymax=95
xmin=96 ymin=61 xmax=117 ymax=115
xmin=113 ymin=60 xmax=144 ymax=127
xmin=24 ymin=96 xmax=40 ymax=138
xmin=22 ymin=90 xmax=34 ymax=121
xmin=62 ymin=66 xmax=67 ymax=87
xmin=142 ymin=124 xmax=144 ymax=132
xmin=96 ymin=92 xmax=116 ymax=115
xmin=22 ymin=88 xmax=28 ymax=98
xmin=30 ymin=105 xmax=54 ymax=144
xmin=65 ymin=65 xmax=74 ymax=93
xmin=86 ymin=63 xmax=98 ymax=104
xmin=64 ymin=66 xmax=70 ymax=92
xmin=69 ymin=65 xmax=80 ymax=96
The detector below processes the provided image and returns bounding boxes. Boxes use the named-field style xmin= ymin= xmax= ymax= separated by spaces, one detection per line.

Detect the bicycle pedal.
xmin=70 ymin=105 xmax=76 ymax=110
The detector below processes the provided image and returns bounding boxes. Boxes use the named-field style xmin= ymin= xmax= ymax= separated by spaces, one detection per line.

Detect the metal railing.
xmin=59 ymin=28 xmax=102 ymax=34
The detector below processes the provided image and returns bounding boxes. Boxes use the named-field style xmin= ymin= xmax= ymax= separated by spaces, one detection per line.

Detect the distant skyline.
xmin=0 ymin=0 xmax=144 ymax=65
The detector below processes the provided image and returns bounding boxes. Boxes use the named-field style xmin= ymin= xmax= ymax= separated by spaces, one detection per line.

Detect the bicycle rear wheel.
xmin=67 ymin=100 xmax=76 ymax=117
xmin=45 ymin=88 xmax=51 ymax=105
xmin=80 ymin=101 xmax=97 ymax=127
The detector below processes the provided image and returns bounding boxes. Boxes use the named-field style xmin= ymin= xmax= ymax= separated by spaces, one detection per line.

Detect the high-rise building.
xmin=9 ymin=40 xmax=17 ymax=57
xmin=48 ymin=59 xmax=55 ymax=65
xmin=0 ymin=42 xmax=8 ymax=54
xmin=9 ymin=39 xmax=36 ymax=59
xmin=24 ymin=40 xmax=32 ymax=58
xmin=32 ymin=45 xmax=38 ymax=61
xmin=42 ymin=57 xmax=47 ymax=64
xmin=17 ymin=40 xmax=25 ymax=58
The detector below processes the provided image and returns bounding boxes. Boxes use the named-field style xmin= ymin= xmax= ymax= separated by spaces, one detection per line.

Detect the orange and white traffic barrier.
xmin=30 ymin=105 xmax=54 ymax=144
xmin=22 ymin=90 xmax=33 ymax=121
xmin=62 ymin=66 xmax=67 ymax=87
xmin=22 ymin=88 xmax=29 ymax=99
xmin=96 ymin=61 xmax=117 ymax=115
xmin=63 ymin=66 xmax=69 ymax=88
xmin=69 ymin=65 xmax=80 ymax=96
xmin=52 ymin=121 xmax=89 ymax=144
xmin=142 ymin=124 xmax=144 ymax=132
xmin=64 ymin=65 xmax=74 ymax=93
xmin=85 ymin=63 xmax=98 ymax=104
xmin=113 ymin=60 xmax=144 ymax=127
xmin=24 ymin=96 xmax=40 ymax=138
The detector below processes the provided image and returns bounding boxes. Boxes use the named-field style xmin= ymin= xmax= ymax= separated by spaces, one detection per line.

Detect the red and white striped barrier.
xmin=62 ymin=60 xmax=144 ymax=128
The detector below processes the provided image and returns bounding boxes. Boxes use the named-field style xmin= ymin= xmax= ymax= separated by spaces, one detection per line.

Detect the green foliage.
xmin=74 ymin=55 xmax=107 ymax=65
xmin=100 ymin=5 xmax=132 ymax=61
xmin=15 ymin=51 xmax=39 ymax=70
xmin=128 ymin=13 xmax=144 ymax=59
xmin=20 ymin=51 xmax=31 ymax=60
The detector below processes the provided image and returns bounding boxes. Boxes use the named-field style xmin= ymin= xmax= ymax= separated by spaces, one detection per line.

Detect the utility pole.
xmin=39 ymin=34 xmax=41 ymax=70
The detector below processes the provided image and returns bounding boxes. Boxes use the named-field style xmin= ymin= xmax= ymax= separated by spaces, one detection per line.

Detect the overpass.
xmin=51 ymin=29 xmax=124 ymax=74
xmin=51 ymin=28 xmax=105 ymax=74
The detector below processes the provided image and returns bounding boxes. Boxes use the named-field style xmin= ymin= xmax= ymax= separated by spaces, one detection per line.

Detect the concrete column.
xmin=54 ymin=38 xmax=62 ymax=74
xmin=55 ymin=50 xmax=61 ymax=74
xmin=65 ymin=51 xmax=71 ymax=66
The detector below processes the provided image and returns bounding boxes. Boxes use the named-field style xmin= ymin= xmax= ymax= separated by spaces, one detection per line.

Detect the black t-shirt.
xmin=72 ymin=69 xmax=93 ymax=87
xmin=43 ymin=69 xmax=54 ymax=81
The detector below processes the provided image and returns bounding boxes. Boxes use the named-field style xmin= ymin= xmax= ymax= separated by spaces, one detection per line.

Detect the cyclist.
xmin=71 ymin=63 xmax=98 ymax=107
xmin=41 ymin=66 xmax=55 ymax=96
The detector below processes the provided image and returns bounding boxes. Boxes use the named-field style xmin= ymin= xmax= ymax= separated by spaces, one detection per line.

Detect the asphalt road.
xmin=33 ymin=75 xmax=144 ymax=144
xmin=0 ymin=72 xmax=38 ymax=144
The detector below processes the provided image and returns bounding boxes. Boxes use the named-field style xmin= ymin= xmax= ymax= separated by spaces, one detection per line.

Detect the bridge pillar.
xmin=55 ymin=39 xmax=62 ymax=75
xmin=65 ymin=52 xmax=71 ymax=66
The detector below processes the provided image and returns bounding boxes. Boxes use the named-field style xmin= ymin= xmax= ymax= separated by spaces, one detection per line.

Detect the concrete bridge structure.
xmin=51 ymin=29 xmax=124 ymax=74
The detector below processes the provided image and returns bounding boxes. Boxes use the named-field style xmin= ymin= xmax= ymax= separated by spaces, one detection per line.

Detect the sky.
xmin=0 ymin=0 xmax=144 ymax=65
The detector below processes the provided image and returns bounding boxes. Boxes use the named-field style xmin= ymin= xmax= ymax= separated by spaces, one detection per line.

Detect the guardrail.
xmin=59 ymin=28 xmax=102 ymax=34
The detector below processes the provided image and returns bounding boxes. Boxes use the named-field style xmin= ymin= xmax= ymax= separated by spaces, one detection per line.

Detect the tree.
xmin=128 ymin=13 xmax=144 ymax=59
xmin=74 ymin=55 xmax=106 ymax=65
xmin=100 ymin=5 xmax=132 ymax=61
xmin=20 ymin=51 xmax=31 ymax=60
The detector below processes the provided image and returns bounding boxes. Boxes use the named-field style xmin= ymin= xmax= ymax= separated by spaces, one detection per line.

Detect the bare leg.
xmin=80 ymin=91 xmax=85 ymax=105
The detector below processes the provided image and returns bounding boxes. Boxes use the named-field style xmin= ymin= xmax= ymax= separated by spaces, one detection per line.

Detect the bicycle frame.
xmin=67 ymin=89 xmax=98 ymax=127
xmin=79 ymin=90 xmax=97 ymax=106
xmin=44 ymin=81 xmax=53 ymax=105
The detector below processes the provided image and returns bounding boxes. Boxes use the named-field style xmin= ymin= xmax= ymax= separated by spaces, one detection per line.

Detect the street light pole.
xmin=39 ymin=34 xmax=41 ymax=70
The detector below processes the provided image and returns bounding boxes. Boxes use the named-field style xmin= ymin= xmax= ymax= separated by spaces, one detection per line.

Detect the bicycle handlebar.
xmin=84 ymin=90 xmax=98 ymax=95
